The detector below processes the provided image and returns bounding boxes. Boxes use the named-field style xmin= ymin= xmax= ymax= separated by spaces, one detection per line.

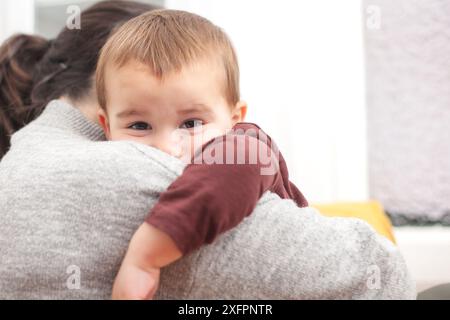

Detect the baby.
xmin=95 ymin=9 xmax=308 ymax=299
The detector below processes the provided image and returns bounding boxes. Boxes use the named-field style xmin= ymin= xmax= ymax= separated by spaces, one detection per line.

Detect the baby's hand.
xmin=112 ymin=223 xmax=182 ymax=300
xmin=112 ymin=261 xmax=160 ymax=300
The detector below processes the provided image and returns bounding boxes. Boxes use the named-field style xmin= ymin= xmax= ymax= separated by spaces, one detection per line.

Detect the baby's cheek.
xmin=175 ymin=131 xmax=200 ymax=163
xmin=107 ymin=130 xmax=122 ymax=141
xmin=201 ymin=124 xmax=227 ymax=144
xmin=173 ymin=124 xmax=230 ymax=163
xmin=172 ymin=129 xmax=204 ymax=163
xmin=109 ymin=130 xmax=143 ymax=144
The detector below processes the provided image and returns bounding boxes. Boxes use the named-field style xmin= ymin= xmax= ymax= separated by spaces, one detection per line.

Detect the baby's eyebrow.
xmin=177 ymin=104 xmax=211 ymax=115
xmin=116 ymin=110 xmax=146 ymax=118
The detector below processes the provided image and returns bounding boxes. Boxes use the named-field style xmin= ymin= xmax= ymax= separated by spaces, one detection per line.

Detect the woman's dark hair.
xmin=0 ymin=0 xmax=159 ymax=159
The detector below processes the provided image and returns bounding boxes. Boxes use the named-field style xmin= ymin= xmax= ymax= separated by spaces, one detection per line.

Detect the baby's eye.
xmin=180 ymin=119 xmax=203 ymax=129
xmin=128 ymin=122 xmax=151 ymax=130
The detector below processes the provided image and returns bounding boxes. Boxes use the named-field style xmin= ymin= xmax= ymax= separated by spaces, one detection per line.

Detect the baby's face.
xmin=99 ymin=59 xmax=245 ymax=159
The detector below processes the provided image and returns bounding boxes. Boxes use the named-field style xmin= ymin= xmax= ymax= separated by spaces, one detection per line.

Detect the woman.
xmin=0 ymin=0 xmax=157 ymax=159
xmin=0 ymin=1 xmax=415 ymax=299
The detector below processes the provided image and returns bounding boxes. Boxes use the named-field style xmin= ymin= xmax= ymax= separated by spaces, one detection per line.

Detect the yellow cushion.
xmin=312 ymin=201 xmax=396 ymax=244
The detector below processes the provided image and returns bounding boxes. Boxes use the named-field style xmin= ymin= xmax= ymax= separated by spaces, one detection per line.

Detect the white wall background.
xmin=0 ymin=0 xmax=35 ymax=43
xmin=167 ymin=0 xmax=368 ymax=203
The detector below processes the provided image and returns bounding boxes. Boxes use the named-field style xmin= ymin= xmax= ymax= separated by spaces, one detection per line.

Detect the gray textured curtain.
xmin=364 ymin=0 xmax=450 ymax=224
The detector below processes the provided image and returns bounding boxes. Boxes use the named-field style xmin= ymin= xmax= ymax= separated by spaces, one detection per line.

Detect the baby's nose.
xmin=154 ymin=135 xmax=182 ymax=158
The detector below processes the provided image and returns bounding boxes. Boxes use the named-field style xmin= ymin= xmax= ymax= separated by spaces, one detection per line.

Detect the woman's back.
xmin=0 ymin=100 xmax=183 ymax=298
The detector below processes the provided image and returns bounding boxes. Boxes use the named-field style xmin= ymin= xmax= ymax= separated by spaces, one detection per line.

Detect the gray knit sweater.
xmin=0 ymin=100 xmax=416 ymax=299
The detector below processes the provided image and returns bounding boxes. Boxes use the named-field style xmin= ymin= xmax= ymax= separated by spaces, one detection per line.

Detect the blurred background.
xmin=1 ymin=0 xmax=449 ymax=294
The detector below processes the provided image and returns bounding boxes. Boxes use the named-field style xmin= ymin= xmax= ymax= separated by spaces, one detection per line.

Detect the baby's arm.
xmin=112 ymin=223 xmax=181 ymax=300
xmin=112 ymin=125 xmax=308 ymax=299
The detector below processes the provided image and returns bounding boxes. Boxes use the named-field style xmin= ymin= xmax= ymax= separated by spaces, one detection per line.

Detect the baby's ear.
xmin=231 ymin=101 xmax=248 ymax=125
xmin=97 ymin=108 xmax=111 ymax=139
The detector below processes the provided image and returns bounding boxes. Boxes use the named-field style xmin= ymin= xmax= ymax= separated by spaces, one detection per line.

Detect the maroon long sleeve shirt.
xmin=146 ymin=123 xmax=308 ymax=254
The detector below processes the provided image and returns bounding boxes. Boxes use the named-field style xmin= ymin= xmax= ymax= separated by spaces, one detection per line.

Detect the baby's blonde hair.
xmin=96 ymin=9 xmax=240 ymax=109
